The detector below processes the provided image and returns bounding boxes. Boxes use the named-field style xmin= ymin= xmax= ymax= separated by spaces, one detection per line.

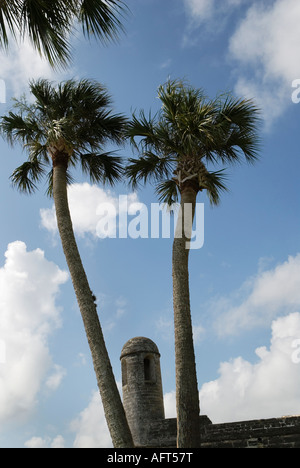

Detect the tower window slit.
xmin=144 ymin=356 xmax=155 ymax=382
xmin=122 ymin=359 xmax=127 ymax=386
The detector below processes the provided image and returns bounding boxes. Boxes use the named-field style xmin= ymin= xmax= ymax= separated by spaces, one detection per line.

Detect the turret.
xmin=120 ymin=337 xmax=165 ymax=447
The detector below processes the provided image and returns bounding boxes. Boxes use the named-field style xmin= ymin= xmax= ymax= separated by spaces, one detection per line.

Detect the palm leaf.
xmin=155 ymin=179 xmax=179 ymax=206
xmin=79 ymin=151 xmax=124 ymax=185
xmin=126 ymin=110 xmax=158 ymax=150
xmin=0 ymin=0 xmax=127 ymax=68
xmin=0 ymin=1 xmax=19 ymax=47
xmin=213 ymin=96 xmax=262 ymax=165
xmin=125 ymin=78 xmax=260 ymax=207
xmin=19 ymin=0 xmax=72 ymax=68
xmin=78 ymin=0 xmax=127 ymax=43
xmin=200 ymin=169 xmax=229 ymax=206
xmin=1 ymin=78 xmax=127 ymax=195
xmin=10 ymin=158 xmax=46 ymax=194
xmin=125 ymin=153 xmax=173 ymax=189
xmin=0 ymin=111 xmax=42 ymax=146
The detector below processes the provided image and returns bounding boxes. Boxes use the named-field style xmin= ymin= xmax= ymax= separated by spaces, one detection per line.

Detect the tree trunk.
xmin=52 ymin=161 xmax=134 ymax=448
xmin=172 ymin=186 xmax=201 ymax=448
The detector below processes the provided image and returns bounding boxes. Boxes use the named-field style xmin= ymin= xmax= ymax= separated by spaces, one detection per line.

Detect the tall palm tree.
xmin=0 ymin=78 xmax=134 ymax=448
xmin=0 ymin=0 xmax=127 ymax=68
xmin=125 ymin=79 xmax=261 ymax=447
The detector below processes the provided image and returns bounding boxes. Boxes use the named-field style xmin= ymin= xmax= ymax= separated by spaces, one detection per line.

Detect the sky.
xmin=0 ymin=0 xmax=300 ymax=448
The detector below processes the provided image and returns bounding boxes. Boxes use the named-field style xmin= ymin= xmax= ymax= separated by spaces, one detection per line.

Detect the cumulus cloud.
xmin=229 ymin=0 xmax=300 ymax=81
xmin=0 ymin=241 xmax=68 ymax=425
xmin=212 ymin=253 xmax=300 ymax=336
xmin=0 ymin=34 xmax=65 ymax=100
xmin=183 ymin=0 xmax=300 ymax=127
xmin=70 ymin=390 xmax=112 ymax=448
xmin=164 ymin=391 xmax=176 ymax=419
xmin=228 ymin=0 xmax=300 ymax=127
xmin=45 ymin=365 xmax=67 ymax=392
xmin=200 ymin=312 xmax=300 ymax=423
xmin=25 ymin=389 xmax=114 ymax=448
xmin=28 ymin=386 xmax=118 ymax=448
xmin=41 ymin=389 xmax=177 ymax=448
xmin=25 ymin=435 xmax=65 ymax=449
xmin=40 ymin=183 xmax=141 ymax=239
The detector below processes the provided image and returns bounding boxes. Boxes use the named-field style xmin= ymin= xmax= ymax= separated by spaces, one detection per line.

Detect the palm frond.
xmin=200 ymin=169 xmax=229 ymax=206
xmin=126 ymin=110 xmax=158 ymax=150
xmin=28 ymin=78 xmax=127 ymax=151
xmin=158 ymin=79 xmax=207 ymax=126
xmin=125 ymin=78 xmax=260 ymax=209
xmin=79 ymin=152 xmax=124 ymax=186
xmin=0 ymin=1 xmax=19 ymax=48
xmin=155 ymin=179 xmax=179 ymax=206
xmin=29 ymin=78 xmax=57 ymax=110
xmin=213 ymin=96 xmax=262 ymax=165
xmin=10 ymin=158 xmax=46 ymax=194
xmin=20 ymin=0 xmax=73 ymax=68
xmin=0 ymin=110 xmax=42 ymax=146
xmin=0 ymin=0 xmax=128 ymax=68
xmin=78 ymin=0 xmax=127 ymax=43
xmin=2 ymin=77 xmax=128 ymax=194
xmin=125 ymin=153 xmax=173 ymax=189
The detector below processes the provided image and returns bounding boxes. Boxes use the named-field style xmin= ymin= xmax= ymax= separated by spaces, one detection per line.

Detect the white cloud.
xmin=228 ymin=0 xmax=300 ymax=127
xmin=229 ymin=0 xmax=300 ymax=80
xmin=70 ymin=390 xmax=112 ymax=448
xmin=212 ymin=254 xmax=300 ymax=336
xmin=26 ymin=387 xmax=116 ymax=448
xmin=24 ymin=435 xmax=65 ymax=449
xmin=184 ymin=0 xmax=214 ymax=21
xmin=200 ymin=312 xmax=300 ymax=423
xmin=164 ymin=391 xmax=176 ymax=419
xmin=183 ymin=0 xmax=246 ymax=23
xmin=181 ymin=0 xmax=247 ymax=47
xmin=0 ymin=34 xmax=62 ymax=100
xmin=45 ymin=365 xmax=67 ymax=392
xmin=183 ymin=0 xmax=300 ymax=127
xmin=0 ymin=241 xmax=68 ymax=425
xmin=40 ymin=183 xmax=141 ymax=239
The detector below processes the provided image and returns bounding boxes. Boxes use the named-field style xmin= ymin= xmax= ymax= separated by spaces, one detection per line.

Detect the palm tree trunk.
xmin=52 ymin=160 xmax=134 ymax=448
xmin=172 ymin=185 xmax=201 ymax=448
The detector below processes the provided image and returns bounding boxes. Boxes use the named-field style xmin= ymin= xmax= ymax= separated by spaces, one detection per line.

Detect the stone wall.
xmin=146 ymin=415 xmax=300 ymax=448
xmin=201 ymin=416 xmax=300 ymax=448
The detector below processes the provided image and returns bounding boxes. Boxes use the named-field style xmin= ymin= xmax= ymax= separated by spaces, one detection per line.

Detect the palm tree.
xmin=0 ymin=0 xmax=127 ymax=68
xmin=0 ymin=78 xmax=134 ymax=448
xmin=125 ymin=79 xmax=261 ymax=447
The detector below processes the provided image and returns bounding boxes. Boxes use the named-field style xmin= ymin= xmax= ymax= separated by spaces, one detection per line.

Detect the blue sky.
xmin=0 ymin=0 xmax=300 ymax=448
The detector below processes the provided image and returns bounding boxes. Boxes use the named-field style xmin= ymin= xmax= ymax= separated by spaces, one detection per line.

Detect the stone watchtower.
xmin=120 ymin=337 xmax=165 ymax=447
xmin=120 ymin=337 xmax=300 ymax=448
